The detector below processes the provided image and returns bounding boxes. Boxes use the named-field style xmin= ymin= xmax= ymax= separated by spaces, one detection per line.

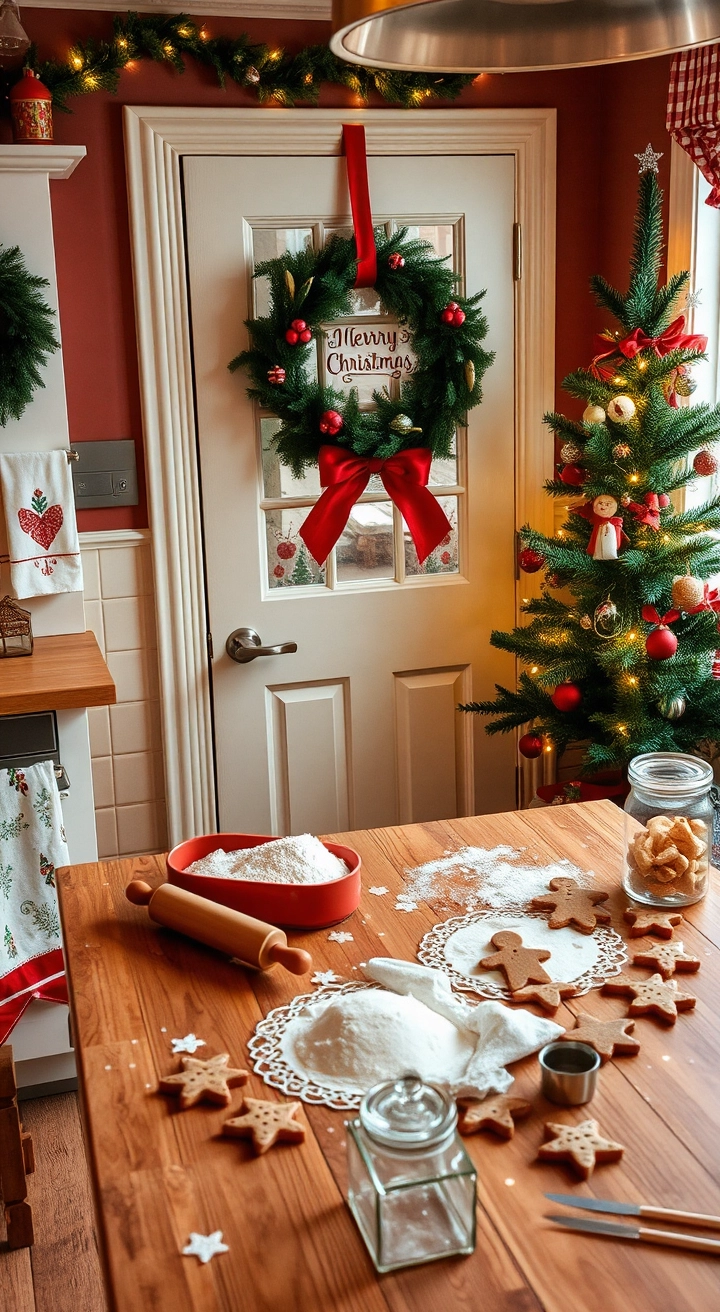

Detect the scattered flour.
xmin=185 ymin=833 xmax=348 ymax=885
xmin=400 ymin=844 xmax=596 ymax=914
xmin=282 ymin=989 xmax=475 ymax=1093
xmin=328 ymin=930 xmax=354 ymax=943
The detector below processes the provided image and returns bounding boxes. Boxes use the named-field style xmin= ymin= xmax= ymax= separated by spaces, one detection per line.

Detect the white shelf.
xmin=0 ymin=144 xmax=86 ymax=179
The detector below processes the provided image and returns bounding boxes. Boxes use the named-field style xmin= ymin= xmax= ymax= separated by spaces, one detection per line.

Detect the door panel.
xmin=183 ymin=149 xmax=517 ymax=833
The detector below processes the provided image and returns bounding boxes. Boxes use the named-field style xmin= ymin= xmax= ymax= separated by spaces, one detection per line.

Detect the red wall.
xmin=14 ymin=12 xmax=673 ymax=529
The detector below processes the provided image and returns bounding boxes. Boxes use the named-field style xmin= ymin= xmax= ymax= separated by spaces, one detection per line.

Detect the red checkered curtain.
xmin=668 ymin=44 xmax=720 ymax=208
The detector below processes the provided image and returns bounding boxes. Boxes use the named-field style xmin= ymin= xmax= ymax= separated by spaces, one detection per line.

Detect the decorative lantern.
xmin=10 ymin=68 xmax=53 ymax=144
xmin=0 ymin=0 xmax=30 ymax=70
xmin=0 ymin=596 xmax=33 ymax=657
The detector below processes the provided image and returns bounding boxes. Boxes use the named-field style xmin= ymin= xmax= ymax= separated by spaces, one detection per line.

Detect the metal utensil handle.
xmin=226 ymin=627 xmax=298 ymax=664
xmin=639 ymin=1225 xmax=720 ymax=1255
xmin=640 ymin=1205 xmax=720 ymax=1231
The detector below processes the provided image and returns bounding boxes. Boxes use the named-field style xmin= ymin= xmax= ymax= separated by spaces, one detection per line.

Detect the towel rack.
xmin=66 ymin=450 xmax=79 ymax=462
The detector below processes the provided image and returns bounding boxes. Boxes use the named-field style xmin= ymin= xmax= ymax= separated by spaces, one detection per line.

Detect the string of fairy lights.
xmin=15 ymin=13 xmax=474 ymax=111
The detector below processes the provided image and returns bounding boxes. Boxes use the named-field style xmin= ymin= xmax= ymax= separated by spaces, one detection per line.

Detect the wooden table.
xmin=57 ymin=801 xmax=720 ymax=1312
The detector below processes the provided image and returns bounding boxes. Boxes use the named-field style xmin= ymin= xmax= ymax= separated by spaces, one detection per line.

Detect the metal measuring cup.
xmin=539 ymin=1041 xmax=601 ymax=1106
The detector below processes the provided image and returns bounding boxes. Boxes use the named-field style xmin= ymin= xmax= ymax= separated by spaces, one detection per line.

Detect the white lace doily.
xmin=248 ymin=982 xmax=382 ymax=1111
xmin=417 ymin=910 xmax=627 ymax=1001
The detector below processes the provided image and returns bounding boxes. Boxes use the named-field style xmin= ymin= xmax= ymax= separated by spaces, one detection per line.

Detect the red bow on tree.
xmin=642 ymin=605 xmax=681 ymax=627
xmin=591 ymin=316 xmax=707 ymax=378
xmin=627 ymin=491 xmax=671 ymax=530
xmin=688 ymin=584 xmax=720 ymax=615
xmin=299 ymin=446 xmax=452 ymax=566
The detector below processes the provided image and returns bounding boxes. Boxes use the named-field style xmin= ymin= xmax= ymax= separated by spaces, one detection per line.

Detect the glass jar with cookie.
xmin=624 ymin=752 xmax=714 ymax=907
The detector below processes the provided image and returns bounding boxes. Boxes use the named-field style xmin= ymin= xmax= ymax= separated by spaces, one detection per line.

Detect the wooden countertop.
xmin=0 ymin=631 xmax=115 ymax=714
xmin=57 ymin=802 xmax=720 ymax=1312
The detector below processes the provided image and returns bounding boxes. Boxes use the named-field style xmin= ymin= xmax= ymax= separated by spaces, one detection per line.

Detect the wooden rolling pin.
xmin=125 ymin=880 xmax=312 ymax=975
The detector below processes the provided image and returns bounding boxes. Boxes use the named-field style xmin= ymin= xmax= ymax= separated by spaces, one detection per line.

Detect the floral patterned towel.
xmin=0 ymin=760 xmax=69 ymax=1043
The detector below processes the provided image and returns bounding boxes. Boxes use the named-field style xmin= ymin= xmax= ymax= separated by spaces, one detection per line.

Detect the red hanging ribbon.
xmin=299 ymin=446 xmax=452 ymax=566
xmin=688 ymin=584 xmax=720 ymax=614
xmin=642 ymin=605 xmax=681 ymax=628
xmin=591 ymin=315 xmax=707 ymax=377
xmin=342 ymin=125 xmax=377 ymax=289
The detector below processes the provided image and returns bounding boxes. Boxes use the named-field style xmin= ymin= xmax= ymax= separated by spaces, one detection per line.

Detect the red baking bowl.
xmin=166 ymin=832 xmax=362 ymax=930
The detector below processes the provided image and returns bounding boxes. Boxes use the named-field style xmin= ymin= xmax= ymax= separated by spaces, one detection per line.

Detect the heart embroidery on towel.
xmin=18 ymin=488 xmax=63 ymax=551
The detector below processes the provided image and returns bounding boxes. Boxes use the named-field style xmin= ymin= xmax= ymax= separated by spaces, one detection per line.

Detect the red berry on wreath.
xmin=551 ymin=681 xmax=582 ymax=712
xmin=388 ymin=253 xmax=405 ymax=270
xmin=646 ymin=626 xmax=678 ymax=660
xmin=267 ymin=365 xmax=286 ymax=385
xmin=519 ymin=732 xmax=544 ymax=759
xmin=291 ymin=319 xmax=307 ymax=332
xmin=285 ymin=329 xmax=299 ymax=345
xmin=452 ymin=309 xmax=466 ymax=325
xmin=319 ymin=409 xmax=344 ymax=436
xmin=519 ymin=546 xmax=545 ymax=573
xmin=276 ymin=541 xmax=297 ymax=561
xmin=693 ymin=448 xmax=718 ymax=476
xmin=441 ymin=307 xmax=455 ymax=324
xmin=273 ymin=565 xmax=285 ymax=579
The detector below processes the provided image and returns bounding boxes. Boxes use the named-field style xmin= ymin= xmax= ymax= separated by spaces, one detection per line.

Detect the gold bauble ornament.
xmin=607 ymin=395 xmax=636 ymax=424
xmin=671 ymin=573 xmax=705 ymax=611
xmin=658 ymin=694 xmax=686 ymax=720
xmin=560 ymin=441 xmax=582 ymax=463
xmin=464 ymin=360 xmax=475 ymax=390
xmin=389 ymin=413 xmax=422 ymax=435
xmin=612 ymin=442 xmax=631 ymax=459
xmin=579 ymin=615 xmax=592 ymax=630
xmin=583 ymin=404 xmax=606 ymax=426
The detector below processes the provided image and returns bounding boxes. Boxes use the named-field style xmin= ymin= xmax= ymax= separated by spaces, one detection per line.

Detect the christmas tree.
xmin=463 ymin=154 xmax=720 ymax=773
xmin=291 ymin=544 xmax=315 ymax=585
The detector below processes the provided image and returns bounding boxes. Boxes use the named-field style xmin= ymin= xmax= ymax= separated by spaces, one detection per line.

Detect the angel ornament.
xmin=573 ymin=494 xmax=629 ymax=561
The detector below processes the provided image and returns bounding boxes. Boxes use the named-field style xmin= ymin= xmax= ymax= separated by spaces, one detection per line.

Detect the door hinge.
xmin=513 ymin=223 xmax=522 ymax=281
xmin=207 ymin=632 xmax=214 ymax=661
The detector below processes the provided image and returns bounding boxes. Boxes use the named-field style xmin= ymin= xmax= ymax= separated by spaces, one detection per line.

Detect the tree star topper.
xmin=635 ymin=143 xmax=663 ymax=174
xmin=182 ymin=1231 xmax=229 ymax=1264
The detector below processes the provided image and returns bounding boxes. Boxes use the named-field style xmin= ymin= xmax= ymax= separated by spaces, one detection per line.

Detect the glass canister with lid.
xmin=345 ymin=1073 xmax=476 ymax=1273
xmin=623 ymin=752 xmax=714 ymax=907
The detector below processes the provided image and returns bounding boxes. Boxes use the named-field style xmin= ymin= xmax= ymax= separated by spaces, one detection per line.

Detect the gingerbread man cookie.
xmin=632 ymin=940 xmax=700 ymax=979
xmin=623 ymin=907 xmax=683 ymax=939
xmin=223 ymin=1098 xmax=305 ymax=1155
xmin=159 ymin=1054 xmax=248 ymax=1110
xmin=538 ymin=1119 xmax=624 ymax=1180
xmin=457 ymin=1093 xmax=532 ymax=1140
xmin=511 ymin=982 xmax=577 ymax=1014
xmin=479 ymin=931 xmax=551 ymax=991
xmin=561 ymin=1013 xmax=640 ymax=1062
xmin=602 ymin=972 xmax=696 ymax=1023
xmin=531 ymin=876 xmax=611 ymax=934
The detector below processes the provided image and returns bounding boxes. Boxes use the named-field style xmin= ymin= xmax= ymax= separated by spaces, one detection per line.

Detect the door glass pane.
xmin=324 ymin=225 xmax=384 ymax=315
xmin=404 ymin=495 xmax=459 ymax=576
xmin=402 ymin=223 xmax=455 ymax=264
xmin=261 ymin=419 xmax=321 ymax=499
xmin=252 ymin=227 xmax=313 ymax=317
xmin=265 ymin=508 xmax=326 ymax=589
xmin=429 ymin=437 xmax=458 ymax=487
xmin=323 ymin=321 xmax=417 ymax=404
xmin=336 ymin=502 xmax=395 ymax=582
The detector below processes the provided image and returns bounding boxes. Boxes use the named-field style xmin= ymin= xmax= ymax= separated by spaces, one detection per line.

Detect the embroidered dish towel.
xmin=0 ymin=450 xmax=82 ymax=596
xmin=0 ymin=761 xmax=69 ymax=1044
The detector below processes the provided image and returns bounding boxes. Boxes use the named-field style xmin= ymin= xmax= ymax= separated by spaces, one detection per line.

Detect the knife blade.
xmin=546 ymin=1214 xmax=720 ymax=1255
xmin=545 ymin=1193 xmax=639 ymax=1217
xmin=545 ymin=1193 xmax=720 ymax=1231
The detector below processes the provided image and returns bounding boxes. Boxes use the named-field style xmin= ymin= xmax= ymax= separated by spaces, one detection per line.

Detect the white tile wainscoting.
xmin=80 ymin=530 xmax=168 ymax=857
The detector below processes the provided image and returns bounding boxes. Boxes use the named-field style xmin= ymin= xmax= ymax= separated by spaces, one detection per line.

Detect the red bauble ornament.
xmin=551 ymin=682 xmax=582 ymax=712
xmin=276 ymin=541 xmax=297 ymax=561
xmin=559 ymin=464 xmax=585 ymax=486
xmin=388 ymin=253 xmax=405 ymax=270
xmin=273 ymin=565 xmax=285 ymax=579
xmin=286 ymin=319 xmax=312 ymax=345
xmin=646 ymin=626 xmax=678 ymax=660
xmin=547 ymin=573 xmax=561 ymax=588
xmin=441 ymin=301 xmax=465 ymax=326
xmin=285 ymin=329 xmax=299 ymax=345
xmin=319 ymin=409 xmax=343 ymax=436
xmin=519 ymin=546 xmax=545 ymax=573
xmin=10 ymin=70 xmax=53 ymax=143
xmin=519 ymin=733 xmax=544 ymax=759
xmin=267 ymin=365 xmax=286 ymax=385
xmin=693 ymin=449 xmax=718 ymax=477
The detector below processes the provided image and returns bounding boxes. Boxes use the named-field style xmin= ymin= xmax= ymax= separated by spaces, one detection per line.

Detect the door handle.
xmin=225 ymin=627 xmax=298 ymax=664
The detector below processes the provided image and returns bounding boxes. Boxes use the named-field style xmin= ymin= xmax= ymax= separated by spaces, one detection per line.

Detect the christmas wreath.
xmin=0 ymin=244 xmax=59 ymax=427
xmin=229 ymin=227 xmax=493 ymax=563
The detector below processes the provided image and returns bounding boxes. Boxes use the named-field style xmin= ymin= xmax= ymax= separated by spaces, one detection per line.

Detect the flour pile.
xmin=185 ymin=833 xmax=348 ymax=884
xmin=278 ymin=958 xmax=562 ymax=1100
xmin=401 ymin=844 xmax=596 ymax=914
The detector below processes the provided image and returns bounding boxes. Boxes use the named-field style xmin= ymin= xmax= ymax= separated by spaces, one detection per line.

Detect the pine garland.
xmin=229 ymin=227 xmax=493 ymax=474
xmin=16 ymin=13 xmax=474 ymax=113
xmin=461 ymin=167 xmax=720 ymax=771
xmin=0 ymin=245 xmax=59 ymax=427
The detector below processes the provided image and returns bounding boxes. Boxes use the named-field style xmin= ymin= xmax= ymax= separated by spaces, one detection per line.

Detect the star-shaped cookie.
xmin=623 ymin=907 xmax=683 ymax=939
xmin=561 ymin=1013 xmax=640 ymax=1062
xmin=479 ymin=930 xmax=552 ymax=992
xmin=511 ymin=982 xmax=577 ymax=1014
xmin=457 ymin=1093 xmax=532 ymax=1140
xmin=538 ymin=1119 xmax=624 ymax=1179
xmin=223 ymin=1098 xmax=306 ymax=1155
xmin=159 ymin=1054 xmax=248 ymax=1109
xmin=602 ymin=972 xmax=696 ymax=1023
xmin=632 ymin=940 xmax=700 ymax=979
xmin=531 ymin=877 xmax=611 ymax=934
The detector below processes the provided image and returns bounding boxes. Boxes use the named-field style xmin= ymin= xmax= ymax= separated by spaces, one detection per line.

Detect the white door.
xmin=183 ymin=146 xmax=517 ymax=835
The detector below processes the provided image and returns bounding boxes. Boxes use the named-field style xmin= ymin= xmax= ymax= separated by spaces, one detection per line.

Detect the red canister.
xmin=10 ymin=69 xmax=53 ymax=143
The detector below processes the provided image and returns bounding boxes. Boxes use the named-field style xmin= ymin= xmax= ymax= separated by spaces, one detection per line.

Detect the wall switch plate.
xmin=71 ymin=440 xmax=139 ymax=508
